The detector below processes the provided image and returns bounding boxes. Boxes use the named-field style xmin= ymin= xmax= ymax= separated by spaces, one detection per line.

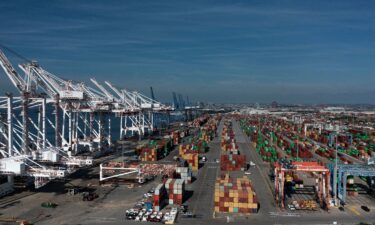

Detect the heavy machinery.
xmin=0 ymin=46 xmax=171 ymax=191
xmin=274 ymin=160 xmax=330 ymax=210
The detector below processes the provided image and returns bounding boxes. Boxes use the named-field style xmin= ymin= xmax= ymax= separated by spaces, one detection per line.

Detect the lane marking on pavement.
xmin=207 ymin=166 xmax=218 ymax=169
xmin=269 ymin=212 xmax=301 ymax=217
xmin=348 ymin=206 xmax=361 ymax=216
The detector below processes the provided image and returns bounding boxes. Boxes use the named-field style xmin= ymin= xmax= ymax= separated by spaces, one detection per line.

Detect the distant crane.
xmin=172 ymin=92 xmax=179 ymax=109
xmin=150 ymin=86 xmax=156 ymax=101
xmin=186 ymin=95 xmax=190 ymax=107
xmin=178 ymin=94 xmax=185 ymax=109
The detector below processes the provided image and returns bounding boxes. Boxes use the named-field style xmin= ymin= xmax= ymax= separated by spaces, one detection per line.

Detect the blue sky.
xmin=0 ymin=0 xmax=374 ymax=104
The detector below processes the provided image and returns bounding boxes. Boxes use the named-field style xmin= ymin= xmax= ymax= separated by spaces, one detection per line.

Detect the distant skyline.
xmin=0 ymin=0 xmax=374 ymax=104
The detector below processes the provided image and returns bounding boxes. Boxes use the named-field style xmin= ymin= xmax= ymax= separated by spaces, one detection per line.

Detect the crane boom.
xmin=104 ymin=81 xmax=136 ymax=109
xmin=0 ymin=49 xmax=25 ymax=92
xmin=90 ymin=78 xmax=115 ymax=101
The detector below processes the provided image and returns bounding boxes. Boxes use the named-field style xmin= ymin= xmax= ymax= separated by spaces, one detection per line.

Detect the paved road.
xmin=232 ymin=120 xmax=277 ymax=214
xmin=182 ymin=119 xmax=223 ymax=222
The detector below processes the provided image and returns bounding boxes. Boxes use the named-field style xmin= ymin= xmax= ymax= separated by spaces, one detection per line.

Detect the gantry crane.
xmin=0 ymin=46 xmax=172 ymax=193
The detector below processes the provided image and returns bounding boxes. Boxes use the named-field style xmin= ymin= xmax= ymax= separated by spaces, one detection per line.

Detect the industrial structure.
xmin=274 ymin=160 xmax=331 ymax=209
xmin=0 ymin=47 xmax=173 ymax=194
xmin=328 ymin=164 xmax=375 ymax=204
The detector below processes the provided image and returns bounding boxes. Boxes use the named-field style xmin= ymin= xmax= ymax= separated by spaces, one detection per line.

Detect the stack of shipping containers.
xmin=165 ymin=179 xmax=185 ymax=205
xmin=153 ymin=184 xmax=168 ymax=211
xmin=214 ymin=174 xmax=258 ymax=213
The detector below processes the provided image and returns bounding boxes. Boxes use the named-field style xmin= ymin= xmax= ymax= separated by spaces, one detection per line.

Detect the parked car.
xmin=125 ymin=208 xmax=139 ymax=220
xmin=141 ymin=215 xmax=148 ymax=222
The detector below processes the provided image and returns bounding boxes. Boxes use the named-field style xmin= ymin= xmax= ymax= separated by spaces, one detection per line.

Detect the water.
xmin=5 ymin=106 xmax=186 ymax=147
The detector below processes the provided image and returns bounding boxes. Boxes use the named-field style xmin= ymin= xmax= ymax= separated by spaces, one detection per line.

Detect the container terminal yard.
xmin=0 ymin=45 xmax=374 ymax=225
xmin=1 ymin=1 xmax=375 ymax=223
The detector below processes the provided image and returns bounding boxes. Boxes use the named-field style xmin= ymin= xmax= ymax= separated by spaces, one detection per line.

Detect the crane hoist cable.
xmin=0 ymin=43 xmax=32 ymax=63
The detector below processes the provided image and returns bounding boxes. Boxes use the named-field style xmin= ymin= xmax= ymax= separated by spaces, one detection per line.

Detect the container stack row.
xmin=221 ymin=121 xmax=239 ymax=154
xmin=240 ymin=114 xmax=375 ymax=163
xmin=175 ymin=167 xmax=192 ymax=184
xmin=191 ymin=114 xmax=210 ymax=127
xmin=165 ymin=179 xmax=185 ymax=205
xmin=180 ymin=152 xmax=199 ymax=171
xmin=139 ymin=138 xmax=173 ymax=162
xmin=140 ymin=148 xmax=158 ymax=161
xmin=179 ymin=140 xmax=208 ymax=155
xmin=255 ymin=134 xmax=279 ymax=162
xmin=177 ymin=115 xmax=221 ymax=171
xmin=153 ymin=184 xmax=168 ymax=211
xmin=168 ymin=128 xmax=190 ymax=145
xmin=214 ymin=174 xmax=258 ymax=213
xmin=220 ymin=154 xmax=246 ymax=171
